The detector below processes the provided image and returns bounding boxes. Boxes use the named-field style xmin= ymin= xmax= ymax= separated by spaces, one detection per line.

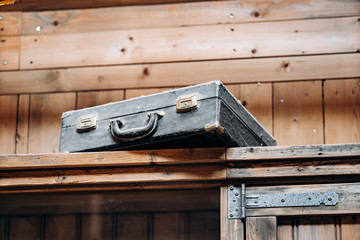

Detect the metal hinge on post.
xmin=228 ymin=184 xmax=339 ymax=219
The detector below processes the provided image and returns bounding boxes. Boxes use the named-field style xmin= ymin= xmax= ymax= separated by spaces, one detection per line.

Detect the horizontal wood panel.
xmin=0 ymin=36 xmax=20 ymax=71
xmin=0 ymin=148 xmax=225 ymax=170
xmin=0 ymin=12 xmax=21 ymax=36
xmin=20 ymin=17 xmax=360 ymax=69
xmin=246 ymin=183 xmax=360 ymax=216
xmin=20 ymin=0 xmax=360 ymax=35
xmin=1 ymin=53 xmax=359 ymax=94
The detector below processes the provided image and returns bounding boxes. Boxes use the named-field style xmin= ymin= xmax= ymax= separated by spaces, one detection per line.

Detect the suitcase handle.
xmin=110 ymin=111 xmax=164 ymax=141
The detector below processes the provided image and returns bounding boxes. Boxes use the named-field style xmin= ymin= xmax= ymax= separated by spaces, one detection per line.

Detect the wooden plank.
xmin=20 ymin=17 xmax=360 ymax=70
xmin=81 ymin=214 xmax=112 ymax=240
xmin=0 ymin=164 xmax=226 ymax=188
xmin=0 ymin=36 xmax=20 ymax=71
xmin=277 ymin=217 xmax=293 ymax=240
xmin=324 ymin=79 xmax=360 ymax=144
xmin=153 ymin=212 xmax=186 ymax=240
xmin=1 ymin=53 xmax=359 ymax=94
xmin=125 ymin=87 xmax=174 ymax=100
xmin=189 ymin=211 xmax=219 ymax=240
xmin=117 ymin=213 xmax=149 ymax=239
xmin=220 ymin=186 xmax=244 ymax=240
xmin=15 ymin=94 xmax=30 ymax=154
xmin=296 ymin=217 xmax=337 ymax=240
xmin=0 ymin=12 xmax=21 ymax=36
xmin=246 ymin=217 xmax=276 ymax=240
xmin=44 ymin=215 xmax=77 ymax=240
xmin=0 ymin=148 xmax=225 ymax=170
xmin=226 ymin=83 xmax=272 ymax=134
xmin=8 ymin=216 xmax=41 ymax=240
xmin=245 ymin=183 xmax=360 ymax=217
xmin=0 ymin=189 xmax=219 ymax=215
xmin=274 ymin=81 xmax=323 ymax=145
xmin=20 ymin=0 xmax=360 ymax=35
xmin=0 ymin=95 xmax=17 ymax=154
xmin=341 ymin=215 xmax=360 ymax=240
xmin=226 ymin=144 xmax=360 ymax=161
xmin=0 ymin=215 xmax=6 ymax=240
xmin=28 ymin=92 xmax=76 ymax=153
xmin=76 ymin=90 xmax=124 ymax=109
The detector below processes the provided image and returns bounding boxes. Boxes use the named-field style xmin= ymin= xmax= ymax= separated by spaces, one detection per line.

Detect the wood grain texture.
xmin=189 ymin=211 xmax=219 ymax=240
xmin=0 ymin=148 xmax=225 ymax=170
xmin=20 ymin=17 xmax=360 ymax=69
xmin=226 ymin=83 xmax=272 ymax=134
xmin=8 ymin=216 xmax=41 ymax=240
xmin=0 ymin=36 xmax=20 ymax=71
xmin=44 ymin=215 xmax=78 ymax=240
xmin=246 ymin=217 xmax=276 ymax=240
xmin=245 ymin=183 xmax=360 ymax=217
xmin=125 ymin=87 xmax=174 ymax=100
xmin=20 ymin=0 xmax=360 ymax=35
xmin=0 ymin=12 xmax=21 ymax=36
xmin=1 ymin=53 xmax=359 ymax=94
xmin=324 ymin=79 xmax=360 ymax=144
xmin=117 ymin=213 xmax=149 ymax=239
xmin=296 ymin=217 xmax=337 ymax=240
xmin=220 ymin=186 xmax=244 ymax=240
xmin=15 ymin=94 xmax=30 ymax=154
xmin=277 ymin=217 xmax=292 ymax=240
xmin=76 ymin=90 xmax=125 ymax=109
xmin=81 ymin=214 xmax=112 ymax=240
xmin=341 ymin=215 xmax=360 ymax=240
xmin=28 ymin=92 xmax=76 ymax=153
xmin=153 ymin=212 xmax=186 ymax=240
xmin=274 ymin=81 xmax=323 ymax=145
xmin=0 ymin=95 xmax=17 ymax=154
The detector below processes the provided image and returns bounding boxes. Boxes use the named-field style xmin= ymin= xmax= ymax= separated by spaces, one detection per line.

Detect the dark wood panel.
xmin=153 ymin=212 xmax=186 ymax=240
xmin=44 ymin=215 xmax=78 ymax=240
xmin=8 ymin=216 xmax=41 ymax=240
xmin=81 ymin=214 xmax=112 ymax=240
xmin=189 ymin=211 xmax=219 ymax=240
xmin=116 ymin=213 xmax=149 ymax=240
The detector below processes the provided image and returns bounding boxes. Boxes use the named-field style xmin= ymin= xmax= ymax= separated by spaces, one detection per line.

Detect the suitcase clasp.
xmin=76 ymin=114 xmax=97 ymax=132
xmin=176 ymin=94 xmax=198 ymax=112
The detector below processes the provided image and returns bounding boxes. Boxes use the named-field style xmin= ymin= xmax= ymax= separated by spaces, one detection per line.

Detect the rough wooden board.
xmin=189 ymin=211 xmax=219 ymax=240
xmin=125 ymin=87 xmax=175 ymax=100
xmin=20 ymin=17 xmax=360 ymax=69
xmin=1 ymin=53 xmax=359 ymax=94
xmin=246 ymin=217 xmax=276 ymax=240
xmin=44 ymin=215 xmax=77 ymax=240
xmin=220 ymin=186 xmax=244 ymax=240
xmin=226 ymin=144 xmax=360 ymax=161
xmin=81 ymin=214 xmax=112 ymax=240
xmin=341 ymin=215 xmax=360 ymax=240
xmin=0 ymin=95 xmax=17 ymax=154
xmin=76 ymin=90 xmax=125 ymax=109
xmin=274 ymin=81 xmax=323 ymax=145
xmin=0 ymin=164 xmax=226 ymax=188
xmin=153 ymin=212 xmax=186 ymax=240
xmin=0 ymin=148 xmax=225 ymax=170
xmin=0 ymin=189 xmax=219 ymax=215
xmin=0 ymin=36 xmax=20 ymax=71
xmin=15 ymin=94 xmax=30 ymax=154
xmin=117 ymin=213 xmax=149 ymax=239
xmin=0 ymin=12 xmax=21 ymax=36
xmin=226 ymin=83 xmax=273 ymax=135
xmin=8 ymin=216 xmax=41 ymax=240
xmin=20 ymin=0 xmax=360 ymax=35
xmin=277 ymin=217 xmax=292 ymax=240
xmin=296 ymin=216 xmax=337 ymax=240
xmin=245 ymin=183 xmax=360 ymax=217
xmin=28 ymin=92 xmax=76 ymax=153
xmin=324 ymin=79 xmax=360 ymax=144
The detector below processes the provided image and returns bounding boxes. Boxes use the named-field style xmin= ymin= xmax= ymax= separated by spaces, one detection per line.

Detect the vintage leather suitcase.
xmin=59 ymin=81 xmax=276 ymax=152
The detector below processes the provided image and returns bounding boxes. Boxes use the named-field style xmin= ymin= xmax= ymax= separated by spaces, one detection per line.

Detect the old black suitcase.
xmin=59 ymin=81 xmax=276 ymax=152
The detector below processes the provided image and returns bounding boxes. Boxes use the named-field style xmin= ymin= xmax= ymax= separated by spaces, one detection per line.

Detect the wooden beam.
xmin=246 ymin=217 xmax=277 ymax=240
xmin=20 ymin=0 xmax=360 ymax=35
xmin=19 ymin=17 xmax=359 ymax=69
xmin=1 ymin=53 xmax=359 ymax=94
xmin=245 ymin=183 xmax=360 ymax=216
xmin=0 ymin=148 xmax=225 ymax=170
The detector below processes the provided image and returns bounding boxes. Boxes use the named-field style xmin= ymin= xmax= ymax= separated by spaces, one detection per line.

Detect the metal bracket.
xmin=228 ymin=184 xmax=339 ymax=219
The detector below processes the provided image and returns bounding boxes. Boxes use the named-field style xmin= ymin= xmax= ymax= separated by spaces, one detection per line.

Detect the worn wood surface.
xmin=246 ymin=217 xmax=276 ymax=240
xmin=296 ymin=216 xmax=337 ymax=240
xmin=189 ymin=211 xmax=219 ymax=240
xmin=274 ymin=81 xmax=323 ymax=145
xmin=81 ymin=214 xmax=112 ymax=240
xmin=0 ymin=12 xmax=21 ymax=36
xmin=1 ymin=53 xmax=359 ymax=95
xmin=341 ymin=215 xmax=360 ymax=240
xmin=15 ymin=94 xmax=29 ymax=154
xmin=117 ymin=213 xmax=149 ymax=239
xmin=44 ymin=215 xmax=77 ymax=240
xmin=76 ymin=90 xmax=125 ymax=109
xmin=20 ymin=17 xmax=359 ymax=70
xmin=153 ymin=212 xmax=186 ymax=240
xmin=0 ymin=95 xmax=17 ymax=154
xmin=8 ymin=216 xmax=41 ymax=240
xmin=0 ymin=36 xmax=20 ymax=71
xmin=125 ymin=87 xmax=175 ymax=100
xmin=324 ymin=79 xmax=360 ymax=144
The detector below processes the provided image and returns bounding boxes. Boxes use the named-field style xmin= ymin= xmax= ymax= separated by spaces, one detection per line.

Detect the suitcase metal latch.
xmin=176 ymin=94 xmax=198 ymax=112
xmin=76 ymin=114 xmax=97 ymax=132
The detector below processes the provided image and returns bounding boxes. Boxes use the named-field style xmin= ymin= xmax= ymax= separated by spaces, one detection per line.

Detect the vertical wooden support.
xmin=0 ymin=95 xmax=18 ymax=154
xmin=246 ymin=217 xmax=277 ymax=240
xmin=220 ymin=186 xmax=244 ymax=240
xmin=15 ymin=94 xmax=30 ymax=154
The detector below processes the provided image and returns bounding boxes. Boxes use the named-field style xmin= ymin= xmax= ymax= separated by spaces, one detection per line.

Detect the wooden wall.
xmin=0 ymin=0 xmax=359 ymax=154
